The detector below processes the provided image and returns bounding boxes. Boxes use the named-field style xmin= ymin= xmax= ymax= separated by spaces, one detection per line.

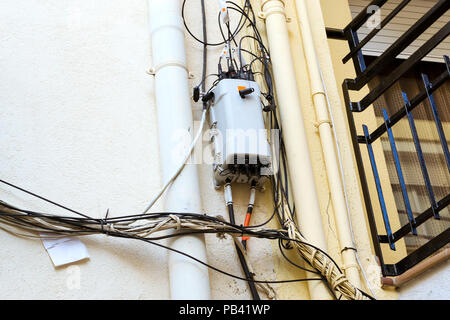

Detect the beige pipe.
xmin=293 ymin=0 xmax=361 ymax=289
xmin=381 ymin=248 xmax=449 ymax=287
xmin=260 ymin=0 xmax=332 ymax=300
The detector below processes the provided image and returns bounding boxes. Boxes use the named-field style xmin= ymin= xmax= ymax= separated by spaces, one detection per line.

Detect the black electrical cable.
xmin=226 ymin=5 xmax=266 ymax=52
xmin=279 ymin=250 xmax=339 ymax=304
xmin=226 ymin=21 xmax=239 ymax=47
xmin=277 ymin=238 xmax=319 ymax=275
xmin=182 ymin=0 xmax=248 ymax=47
xmin=232 ymin=4 xmax=273 ymax=97
xmin=226 ymin=203 xmax=261 ymax=300
xmin=226 ymin=0 xmax=324 ymax=290
xmin=0 ymin=178 xmax=94 ymax=220
xmin=111 ymin=230 xmax=325 ymax=286
xmin=200 ymin=0 xmax=207 ymax=95
xmin=238 ymin=37 xmax=267 ymax=72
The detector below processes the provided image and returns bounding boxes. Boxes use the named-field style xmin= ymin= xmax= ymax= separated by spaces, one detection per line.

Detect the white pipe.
xmin=149 ymin=0 xmax=210 ymax=300
xmin=294 ymin=0 xmax=361 ymax=289
xmin=260 ymin=0 xmax=332 ymax=300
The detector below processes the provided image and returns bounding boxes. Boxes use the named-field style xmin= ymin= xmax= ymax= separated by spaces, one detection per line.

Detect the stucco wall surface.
xmin=398 ymin=260 xmax=450 ymax=300
xmin=0 ymin=0 xmax=276 ymax=299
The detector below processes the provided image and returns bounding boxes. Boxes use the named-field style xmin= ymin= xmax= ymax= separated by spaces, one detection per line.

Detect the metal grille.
xmin=332 ymin=0 xmax=450 ymax=276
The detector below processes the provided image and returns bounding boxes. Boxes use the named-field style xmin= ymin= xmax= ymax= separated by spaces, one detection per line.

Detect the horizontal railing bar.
xmin=344 ymin=0 xmax=389 ymax=32
xmin=382 ymin=228 xmax=450 ymax=276
xmin=343 ymin=0 xmax=412 ymax=63
xmin=347 ymin=0 xmax=450 ymax=92
xmin=351 ymin=22 xmax=450 ymax=111
xmin=379 ymin=193 xmax=450 ymax=244
xmin=356 ymin=65 xmax=449 ymax=144
xmin=325 ymin=28 xmax=347 ymax=40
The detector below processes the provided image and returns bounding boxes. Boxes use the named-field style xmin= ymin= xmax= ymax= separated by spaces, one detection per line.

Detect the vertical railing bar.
xmin=445 ymin=55 xmax=450 ymax=75
xmin=422 ymin=70 xmax=450 ymax=172
xmin=382 ymin=108 xmax=418 ymax=235
xmin=350 ymin=29 xmax=367 ymax=74
xmin=363 ymin=124 xmax=396 ymax=250
xmin=402 ymin=92 xmax=440 ymax=219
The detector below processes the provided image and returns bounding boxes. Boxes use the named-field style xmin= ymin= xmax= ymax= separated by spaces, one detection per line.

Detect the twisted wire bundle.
xmin=0 ymin=201 xmax=280 ymax=241
xmin=0 ymin=200 xmax=369 ymax=300
xmin=283 ymin=218 xmax=364 ymax=300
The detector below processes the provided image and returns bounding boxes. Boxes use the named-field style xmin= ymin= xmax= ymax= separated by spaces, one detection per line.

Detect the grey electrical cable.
xmin=141 ymin=108 xmax=207 ymax=214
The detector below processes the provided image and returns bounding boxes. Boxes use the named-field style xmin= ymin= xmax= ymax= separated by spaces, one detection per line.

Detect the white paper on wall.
xmin=41 ymin=235 xmax=90 ymax=267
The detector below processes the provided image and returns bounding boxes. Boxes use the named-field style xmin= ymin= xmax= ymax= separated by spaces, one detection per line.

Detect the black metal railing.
xmin=329 ymin=0 xmax=449 ymax=277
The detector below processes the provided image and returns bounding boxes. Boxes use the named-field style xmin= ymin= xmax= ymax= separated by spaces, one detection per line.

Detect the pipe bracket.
xmin=148 ymin=60 xmax=194 ymax=79
xmin=314 ymin=119 xmax=333 ymax=128
xmin=258 ymin=10 xmax=291 ymax=22
xmin=259 ymin=0 xmax=290 ymax=22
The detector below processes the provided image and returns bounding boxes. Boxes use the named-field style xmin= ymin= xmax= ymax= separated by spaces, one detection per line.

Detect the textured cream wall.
xmin=0 ymin=0 xmax=277 ymax=299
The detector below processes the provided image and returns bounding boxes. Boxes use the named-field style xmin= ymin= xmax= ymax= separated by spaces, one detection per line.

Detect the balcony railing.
xmin=328 ymin=0 xmax=449 ymax=277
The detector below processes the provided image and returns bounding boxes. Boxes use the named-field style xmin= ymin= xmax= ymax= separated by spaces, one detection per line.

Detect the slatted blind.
xmin=349 ymin=0 xmax=450 ymax=63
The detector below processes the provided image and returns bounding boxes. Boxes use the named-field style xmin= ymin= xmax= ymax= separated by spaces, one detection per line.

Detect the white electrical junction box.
xmin=208 ymin=79 xmax=273 ymax=189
